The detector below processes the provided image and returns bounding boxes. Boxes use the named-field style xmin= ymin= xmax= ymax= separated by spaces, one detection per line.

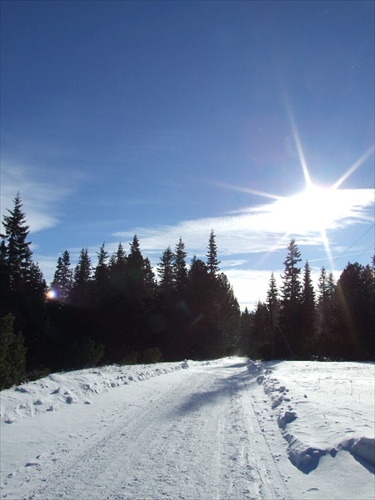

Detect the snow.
xmin=0 ymin=357 xmax=374 ymax=499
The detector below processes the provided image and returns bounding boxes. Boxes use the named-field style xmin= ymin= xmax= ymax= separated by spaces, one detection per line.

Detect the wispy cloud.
xmin=224 ymin=269 xmax=279 ymax=309
xmin=1 ymin=162 xmax=74 ymax=233
xmin=224 ymin=267 xmax=343 ymax=310
xmin=114 ymin=188 xmax=374 ymax=258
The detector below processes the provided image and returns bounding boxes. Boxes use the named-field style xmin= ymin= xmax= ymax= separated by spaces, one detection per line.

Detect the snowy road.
xmin=2 ymin=358 xmax=374 ymax=500
xmin=2 ymin=359 xmax=291 ymax=499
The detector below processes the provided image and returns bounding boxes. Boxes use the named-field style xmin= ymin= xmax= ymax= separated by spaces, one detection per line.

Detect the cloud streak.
xmin=1 ymin=162 xmax=74 ymax=233
xmin=114 ymin=188 xmax=374 ymax=258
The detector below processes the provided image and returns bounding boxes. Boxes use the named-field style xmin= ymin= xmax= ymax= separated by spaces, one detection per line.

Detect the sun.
xmin=284 ymin=185 xmax=333 ymax=231
xmin=214 ymin=121 xmax=373 ymax=269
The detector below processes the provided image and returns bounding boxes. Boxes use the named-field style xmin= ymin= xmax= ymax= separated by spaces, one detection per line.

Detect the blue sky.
xmin=1 ymin=0 xmax=374 ymax=310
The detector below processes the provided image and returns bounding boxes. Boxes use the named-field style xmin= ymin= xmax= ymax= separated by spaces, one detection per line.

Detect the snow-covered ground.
xmin=0 ymin=357 xmax=374 ymax=499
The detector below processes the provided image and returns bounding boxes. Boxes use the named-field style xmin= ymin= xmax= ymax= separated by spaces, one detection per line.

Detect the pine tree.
xmin=157 ymin=247 xmax=175 ymax=293
xmin=281 ymin=239 xmax=302 ymax=304
xmin=300 ymin=261 xmax=315 ymax=357
xmin=173 ymin=238 xmax=188 ymax=292
xmin=51 ymin=250 xmax=73 ymax=302
xmin=27 ymin=262 xmax=47 ymax=297
xmin=109 ymin=243 xmax=127 ymax=293
xmin=239 ymin=307 xmax=252 ymax=356
xmin=215 ymin=273 xmax=241 ymax=355
xmin=313 ymin=267 xmax=337 ymax=358
xmin=279 ymin=239 xmax=302 ymax=358
xmin=0 ymin=240 xmax=10 ymax=315
xmin=72 ymin=248 xmax=92 ymax=306
xmin=93 ymin=243 xmax=109 ymax=300
xmin=0 ymin=195 xmax=49 ymax=371
xmin=266 ymin=272 xmax=279 ymax=358
xmin=187 ymin=256 xmax=210 ymax=356
xmin=126 ymin=235 xmax=145 ymax=298
xmin=251 ymin=301 xmax=272 ymax=359
xmin=206 ymin=230 xmax=220 ymax=275
xmin=1 ymin=193 xmax=32 ymax=293
xmin=95 ymin=243 xmax=109 ymax=278
xmin=318 ymin=267 xmax=329 ymax=303
xmin=143 ymin=257 xmax=156 ymax=298
xmin=115 ymin=243 xmax=126 ymax=265
xmin=336 ymin=262 xmax=375 ymax=359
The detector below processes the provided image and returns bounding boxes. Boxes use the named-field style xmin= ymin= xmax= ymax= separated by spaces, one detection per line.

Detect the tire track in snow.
xmin=22 ymin=360 xmax=291 ymax=500
xmin=24 ymin=374 xmax=190 ymax=499
xmin=235 ymin=374 xmax=291 ymax=500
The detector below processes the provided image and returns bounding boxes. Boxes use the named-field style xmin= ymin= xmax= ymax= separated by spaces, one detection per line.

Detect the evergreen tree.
xmin=93 ymin=243 xmax=110 ymax=301
xmin=95 ymin=243 xmax=109 ymax=281
xmin=318 ymin=266 xmax=329 ymax=303
xmin=173 ymin=238 xmax=188 ymax=292
xmin=143 ymin=257 xmax=156 ymax=298
xmin=0 ymin=240 xmax=9 ymax=315
xmin=26 ymin=262 xmax=47 ymax=297
xmin=115 ymin=242 xmax=127 ymax=264
xmin=279 ymin=239 xmax=302 ymax=358
xmin=109 ymin=243 xmax=127 ymax=293
xmin=315 ymin=267 xmax=336 ymax=347
xmin=281 ymin=239 xmax=302 ymax=304
xmin=300 ymin=261 xmax=315 ymax=357
xmin=215 ymin=273 xmax=241 ymax=355
xmin=187 ymin=256 xmax=211 ymax=357
xmin=1 ymin=193 xmax=32 ymax=293
xmin=72 ymin=248 xmax=92 ymax=306
xmin=206 ymin=230 xmax=220 ymax=275
xmin=0 ymin=194 xmax=49 ymax=371
xmin=157 ymin=247 xmax=175 ymax=293
xmin=266 ymin=272 xmax=279 ymax=358
xmin=51 ymin=250 xmax=73 ymax=302
xmin=250 ymin=301 xmax=272 ymax=359
xmin=126 ymin=235 xmax=149 ymax=299
xmin=336 ymin=262 xmax=375 ymax=359
xmin=239 ymin=307 xmax=252 ymax=356
xmin=120 ymin=236 xmax=155 ymax=354
xmin=327 ymin=271 xmax=336 ymax=297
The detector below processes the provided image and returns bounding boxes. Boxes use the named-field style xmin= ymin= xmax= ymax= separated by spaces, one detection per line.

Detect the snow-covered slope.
xmin=1 ymin=358 xmax=374 ymax=499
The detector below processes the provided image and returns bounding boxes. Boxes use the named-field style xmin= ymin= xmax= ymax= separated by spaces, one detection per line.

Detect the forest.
xmin=1 ymin=194 xmax=374 ymax=390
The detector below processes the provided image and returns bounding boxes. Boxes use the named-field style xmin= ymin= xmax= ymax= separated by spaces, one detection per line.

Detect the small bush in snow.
xmin=0 ymin=314 xmax=27 ymax=390
xmin=141 ymin=348 xmax=163 ymax=364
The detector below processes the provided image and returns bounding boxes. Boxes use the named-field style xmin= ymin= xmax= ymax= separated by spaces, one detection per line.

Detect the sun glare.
xmin=217 ymin=136 xmax=373 ymax=270
xmin=46 ymin=289 xmax=57 ymax=300
xmin=289 ymin=185 xmax=334 ymax=230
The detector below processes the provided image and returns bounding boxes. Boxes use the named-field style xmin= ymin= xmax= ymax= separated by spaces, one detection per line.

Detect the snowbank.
xmin=0 ymin=360 xmax=195 ymax=424
xmin=249 ymin=359 xmax=375 ymax=473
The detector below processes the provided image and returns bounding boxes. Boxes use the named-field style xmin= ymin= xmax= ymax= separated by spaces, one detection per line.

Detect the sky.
xmin=1 ymin=0 xmax=374 ymax=310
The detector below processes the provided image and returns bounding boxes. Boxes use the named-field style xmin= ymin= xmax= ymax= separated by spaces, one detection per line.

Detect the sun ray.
xmin=211 ymin=98 xmax=373 ymax=271
xmin=331 ymin=144 xmax=375 ymax=190
xmin=287 ymin=109 xmax=313 ymax=189
xmin=211 ymin=181 xmax=283 ymax=201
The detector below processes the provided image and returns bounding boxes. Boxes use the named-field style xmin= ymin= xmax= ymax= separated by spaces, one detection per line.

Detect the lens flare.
xmin=46 ymin=289 xmax=57 ymax=300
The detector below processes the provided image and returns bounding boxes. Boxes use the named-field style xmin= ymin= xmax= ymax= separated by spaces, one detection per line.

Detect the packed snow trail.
xmin=2 ymin=359 xmax=291 ymax=500
xmin=2 ymin=358 xmax=374 ymax=500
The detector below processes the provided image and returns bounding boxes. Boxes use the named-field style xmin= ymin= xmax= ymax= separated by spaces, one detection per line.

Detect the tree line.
xmin=1 ymin=194 xmax=374 ymax=390
xmin=240 ymin=239 xmax=375 ymax=362
xmin=0 ymin=194 xmax=241 ymax=388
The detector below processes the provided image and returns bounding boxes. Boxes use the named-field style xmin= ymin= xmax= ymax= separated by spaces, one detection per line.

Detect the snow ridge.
xmin=250 ymin=360 xmax=375 ymax=473
xmin=0 ymin=361 xmax=191 ymax=424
